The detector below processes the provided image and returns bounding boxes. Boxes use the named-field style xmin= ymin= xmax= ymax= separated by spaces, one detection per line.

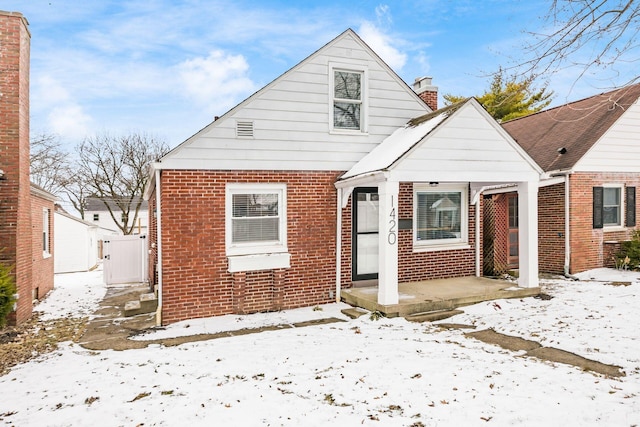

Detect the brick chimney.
xmin=0 ymin=11 xmax=33 ymax=325
xmin=413 ymin=76 xmax=438 ymax=111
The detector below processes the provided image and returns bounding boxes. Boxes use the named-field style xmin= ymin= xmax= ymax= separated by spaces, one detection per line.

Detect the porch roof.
xmin=336 ymin=98 xmax=542 ymax=188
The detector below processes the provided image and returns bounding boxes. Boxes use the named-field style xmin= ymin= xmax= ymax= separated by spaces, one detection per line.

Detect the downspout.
xmin=335 ymin=188 xmax=342 ymax=302
xmin=563 ymin=174 xmax=579 ymax=280
xmin=154 ymin=168 xmax=164 ymax=325
xmin=475 ymin=197 xmax=481 ymax=277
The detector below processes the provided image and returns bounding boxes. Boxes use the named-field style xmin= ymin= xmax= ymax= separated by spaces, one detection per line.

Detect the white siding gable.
xmin=340 ymin=100 xmax=541 ymax=184
xmin=574 ymin=97 xmax=640 ymax=172
xmin=160 ymin=29 xmax=430 ymax=172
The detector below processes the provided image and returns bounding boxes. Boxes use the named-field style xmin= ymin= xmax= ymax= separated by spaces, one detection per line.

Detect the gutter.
xmin=563 ymin=173 xmax=579 ymax=280
xmin=154 ymin=167 xmax=164 ymax=325
xmin=335 ymin=188 xmax=342 ymax=302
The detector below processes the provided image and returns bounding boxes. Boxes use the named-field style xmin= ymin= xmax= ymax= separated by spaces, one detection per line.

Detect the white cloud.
xmin=177 ymin=50 xmax=258 ymax=114
xmin=47 ymin=104 xmax=93 ymax=141
xmin=358 ymin=21 xmax=407 ymax=71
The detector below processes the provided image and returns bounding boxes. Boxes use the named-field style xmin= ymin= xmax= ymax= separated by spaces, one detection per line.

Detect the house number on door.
xmin=388 ymin=195 xmax=397 ymax=245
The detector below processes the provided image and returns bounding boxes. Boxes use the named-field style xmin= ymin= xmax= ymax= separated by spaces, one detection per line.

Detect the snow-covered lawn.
xmin=2 ymin=269 xmax=639 ymax=426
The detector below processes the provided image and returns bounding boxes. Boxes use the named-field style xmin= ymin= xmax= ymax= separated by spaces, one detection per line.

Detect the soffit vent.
xmin=236 ymin=121 xmax=254 ymax=138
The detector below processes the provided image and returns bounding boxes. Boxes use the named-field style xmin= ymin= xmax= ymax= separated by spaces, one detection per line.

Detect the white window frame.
xmin=603 ymin=184 xmax=624 ymax=229
xmin=225 ymin=183 xmax=288 ymax=257
xmin=93 ymin=213 xmax=99 ymax=221
xmin=329 ymin=63 xmax=368 ymax=134
xmin=43 ymin=208 xmax=51 ymax=258
xmin=413 ymin=183 xmax=469 ymax=252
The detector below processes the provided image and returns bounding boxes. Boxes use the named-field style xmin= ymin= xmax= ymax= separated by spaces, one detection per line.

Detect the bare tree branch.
xmin=29 ymin=133 xmax=71 ymax=195
xmin=68 ymin=132 xmax=169 ymax=233
xmin=508 ymin=0 xmax=640 ymax=87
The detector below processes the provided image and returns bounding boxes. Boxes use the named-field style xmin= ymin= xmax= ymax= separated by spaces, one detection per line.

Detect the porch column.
xmin=517 ymin=180 xmax=539 ymax=288
xmin=378 ymin=180 xmax=399 ymax=305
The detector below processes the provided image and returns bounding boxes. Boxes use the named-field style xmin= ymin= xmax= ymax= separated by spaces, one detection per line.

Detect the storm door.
xmin=352 ymin=187 xmax=379 ymax=281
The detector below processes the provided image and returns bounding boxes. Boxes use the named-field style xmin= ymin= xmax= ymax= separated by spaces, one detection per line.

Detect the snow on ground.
xmin=34 ymin=268 xmax=106 ymax=321
xmin=1 ymin=269 xmax=640 ymax=426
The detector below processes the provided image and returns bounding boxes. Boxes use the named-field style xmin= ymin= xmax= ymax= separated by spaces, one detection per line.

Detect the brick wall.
xmin=569 ymin=173 xmax=640 ymax=273
xmin=31 ymin=192 xmax=54 ymax=300
xmin=538 ymin=183 xmax=565 ymax=274
xmin=0 ymin=11 xmax=32 ymax=325
xmin=157 ymin=170 xmax=340 ymax=324
xmin=340 ymin=182 xmax=477 ymax=288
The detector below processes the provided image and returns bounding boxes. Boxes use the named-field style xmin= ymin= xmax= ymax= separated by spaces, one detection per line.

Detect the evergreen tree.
xmin=444 ymin=71 xmax=553 ymax=122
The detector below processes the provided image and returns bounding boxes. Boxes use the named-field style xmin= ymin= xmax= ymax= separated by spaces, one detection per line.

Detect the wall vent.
xmin=236 ymin=121 xmax=254 ymax=138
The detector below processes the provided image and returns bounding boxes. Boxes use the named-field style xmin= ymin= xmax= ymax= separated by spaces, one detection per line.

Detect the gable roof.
xmin=339 ymin=101 xmax=465 ymax=180
xmin=85 ymin=196 xmax=148 ymax=212
xmin=338 ymin=98 xmax=542 ymax=184
xmin=153 ymin=28 xmax=430 ymax=172
xmin=502 ymin=83 xmax=640 ymax=172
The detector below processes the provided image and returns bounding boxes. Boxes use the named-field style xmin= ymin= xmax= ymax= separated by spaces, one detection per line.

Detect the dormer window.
xmin=330 ymin=64 xmax=367 ymax=133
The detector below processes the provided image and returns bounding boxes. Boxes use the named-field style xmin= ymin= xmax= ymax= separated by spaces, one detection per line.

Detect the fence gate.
xmin=103 ymin=235 xmax=148 ymax=285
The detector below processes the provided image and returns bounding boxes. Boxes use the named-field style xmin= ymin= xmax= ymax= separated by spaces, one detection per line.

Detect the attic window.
xmin=236 ymin=121 xmax=254 ymax=138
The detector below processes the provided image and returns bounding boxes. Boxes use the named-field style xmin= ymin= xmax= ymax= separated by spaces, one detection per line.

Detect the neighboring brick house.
xmin=145 ymin=29 xmax=543 ymax=325
xmin=486 ymin=83 xmax=640 ymax=275
xmin=30 ymin=184 xmax=56 ymax=301
xmin=0 ymin=11 xmax=56 ymax=325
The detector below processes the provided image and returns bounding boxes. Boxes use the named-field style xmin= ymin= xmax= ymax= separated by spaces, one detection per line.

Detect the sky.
xmin=2 ymin=0 xmax=637 ymax=151
xmin=1 ymin=266 xmax=639 ymax=425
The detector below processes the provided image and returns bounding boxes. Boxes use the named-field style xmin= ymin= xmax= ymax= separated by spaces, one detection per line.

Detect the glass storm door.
xmin=352 ymin=188 xmax=379 ymax=281
xmin=507 ymin=195 xmax=519 ymax=267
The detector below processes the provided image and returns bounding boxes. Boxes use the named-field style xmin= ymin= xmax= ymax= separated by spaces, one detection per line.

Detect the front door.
xmin=352 ymin=187 xmax=379 ymax=281
xmin=507 ymin=194 xmax=519 ymax=267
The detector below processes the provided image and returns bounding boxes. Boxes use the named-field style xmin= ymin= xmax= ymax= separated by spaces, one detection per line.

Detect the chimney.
xmin=413 ymin=76 xmax=438 ymax=111
xmin=0 ymin=10 xmax=33 ymax=325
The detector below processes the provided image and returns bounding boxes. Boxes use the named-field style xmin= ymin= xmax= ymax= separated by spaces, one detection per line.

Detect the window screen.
xmin=334 ymin=71 xmax=362 ymax=130
xmin=231 ymin=193 xmax=280 ymax=243
xmin=603 ymin=187 xmax=621 ymax=226
xmin=416 ymin=191 xmax=462 ymax=241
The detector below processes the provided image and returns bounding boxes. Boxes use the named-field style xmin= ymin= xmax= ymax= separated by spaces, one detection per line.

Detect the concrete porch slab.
xmin=340 ymin=276 xmax=540 ymax=318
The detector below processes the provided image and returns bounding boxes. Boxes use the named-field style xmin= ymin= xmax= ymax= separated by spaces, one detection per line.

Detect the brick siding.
xmin=569 ymin=173 xmax=640 ymax=273
xmin=30 ymin=193 xmax=55 ymax=300
xmin=0 ymin=12 xmax=33 ymax=325
xmin=341 ymin=182 xmax=478 ymax=289
xmin=155 ymin=170 xmax=340 ymax=325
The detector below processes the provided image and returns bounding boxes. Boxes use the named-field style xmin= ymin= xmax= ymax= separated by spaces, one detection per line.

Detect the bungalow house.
xmin=486 ymin=83 xmax=640 ymax=275
xmin=145 ymin=29 xmax=543 ymax=325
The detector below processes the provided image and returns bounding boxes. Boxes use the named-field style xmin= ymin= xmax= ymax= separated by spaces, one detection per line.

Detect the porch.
xmin=340 ymin=276 xmax=540 ymax=318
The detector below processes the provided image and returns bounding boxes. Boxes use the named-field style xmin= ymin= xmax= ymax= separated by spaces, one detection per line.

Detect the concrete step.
xmin=405 ymin=309 xmax=464 ymax=323
xmin=124 ymin=292 xmax=157 ymax=317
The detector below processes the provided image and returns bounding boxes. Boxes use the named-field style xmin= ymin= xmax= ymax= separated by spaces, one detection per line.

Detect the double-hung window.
xmin=43 ymin=208 xmax=51 ymax=257
xmin=594 ymin=184 xmax=635 ymax=228
xmin=226 ymin=183 xmax=287 ymax=257
xmin=603 ymin=186 xmax=622 ymax=227
xmin=331 ymin=64 xmax=367 ymax=132
xmin=413 ymin=184 xmax=468 ymax=249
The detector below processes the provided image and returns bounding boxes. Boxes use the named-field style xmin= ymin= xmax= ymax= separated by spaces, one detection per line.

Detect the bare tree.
xmin=70 ymin=132 xmax=169 ymax=234
xmin=30 ymin=133 xmax=71 ymax=195
xmin=516 ymin=1 xmax=640 ymax=86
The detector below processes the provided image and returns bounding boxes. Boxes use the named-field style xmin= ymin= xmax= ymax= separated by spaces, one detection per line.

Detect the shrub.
xmin=616 ymin=230 xmax=640 ymax=271
xmin=0 ymin=262 xmax=16 ymax=327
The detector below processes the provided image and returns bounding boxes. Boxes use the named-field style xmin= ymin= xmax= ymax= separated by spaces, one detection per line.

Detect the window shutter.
xmin=626 ymin=186 xmax=636 ymax=227
xmin=593 ymin=187 xmax=603 ymax=229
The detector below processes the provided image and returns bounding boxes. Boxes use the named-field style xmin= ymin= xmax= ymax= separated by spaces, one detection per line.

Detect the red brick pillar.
xmin=272 ymin=269 xmax=285 ymax=311
xmin=232 ymin=272 xmax=246 ymax=314
xmin=0 ymin=11 xmax=32 ymax=325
